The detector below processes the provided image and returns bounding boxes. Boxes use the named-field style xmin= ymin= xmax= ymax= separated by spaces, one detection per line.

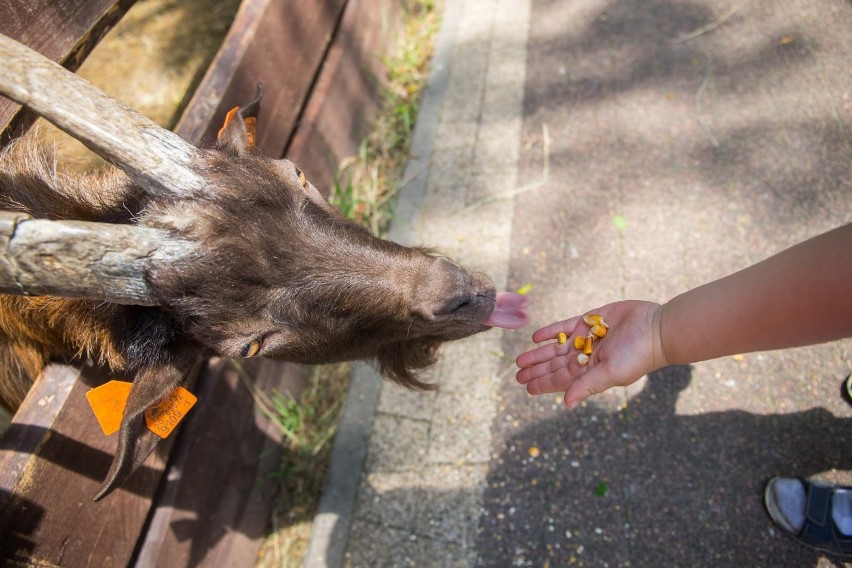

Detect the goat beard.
xmin=376 ymin=338 xmax=442 ymax=391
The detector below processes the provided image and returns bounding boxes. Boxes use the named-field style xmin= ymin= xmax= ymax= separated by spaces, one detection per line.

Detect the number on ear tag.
xmin=143 ymin=386 xmax=197 ymax=439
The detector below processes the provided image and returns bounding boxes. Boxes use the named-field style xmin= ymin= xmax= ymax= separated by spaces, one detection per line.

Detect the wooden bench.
xmin=0 ymin=0 xmax=406 ymax=564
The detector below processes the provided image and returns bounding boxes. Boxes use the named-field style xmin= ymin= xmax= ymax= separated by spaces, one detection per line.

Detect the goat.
xmin=0 ymin=35 xmax=529 ymax=499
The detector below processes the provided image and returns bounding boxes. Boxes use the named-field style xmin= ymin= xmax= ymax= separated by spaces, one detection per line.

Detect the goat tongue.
xmin=485 ymin=292 xmax=530 ymax=329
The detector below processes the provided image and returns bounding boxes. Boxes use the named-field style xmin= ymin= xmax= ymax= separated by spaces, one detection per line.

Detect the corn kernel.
xmin=583 ymin=314 xmax=609 ymax=329
xmin=577 ymin=353 xmax=590 ymax=366
xmin=590 ymin=325 xmax=607 ymax=338
xmin=583 ymin=334 xmax=595 ymax=355
xmin=574 ymin=336 xmax=585 ymax=350
xmin=557 ymin=332 xmax=567 ymax=345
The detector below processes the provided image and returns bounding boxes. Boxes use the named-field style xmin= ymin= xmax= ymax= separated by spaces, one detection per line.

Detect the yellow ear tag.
xmin=85 ymin=380 xmax=132 ymax=436
xmin=144 ymin=386 xmax=197 ymax=439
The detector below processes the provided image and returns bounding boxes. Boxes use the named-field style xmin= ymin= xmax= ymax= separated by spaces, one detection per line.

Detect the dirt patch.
xmin=36 ymin=0 xmax=241 ymax=171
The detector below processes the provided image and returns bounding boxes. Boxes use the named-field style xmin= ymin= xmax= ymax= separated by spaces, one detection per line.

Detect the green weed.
xmin=330 ymin=0 xmax=441 ymax=237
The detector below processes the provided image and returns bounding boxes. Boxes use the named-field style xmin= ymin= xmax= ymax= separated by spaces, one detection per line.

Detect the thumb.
xmin=563 ymin=362 xmax=613 ymax=409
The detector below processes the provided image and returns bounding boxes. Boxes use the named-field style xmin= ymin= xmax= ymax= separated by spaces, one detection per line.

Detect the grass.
xmin=246 ymin=362 xmax=351 ymax=567
xmin=330 ymin=0 xmax=441 ymax=236
xmin=255 ymin=1 xmax=442 ymax=565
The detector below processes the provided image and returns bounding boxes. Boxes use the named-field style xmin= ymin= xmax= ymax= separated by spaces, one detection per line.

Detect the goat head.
xmin=0 ymin=35 xmax=529 ymax=499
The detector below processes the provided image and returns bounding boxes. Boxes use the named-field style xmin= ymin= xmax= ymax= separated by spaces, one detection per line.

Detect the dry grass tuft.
xmin=330 ymin=0 xmax=441 ymax=236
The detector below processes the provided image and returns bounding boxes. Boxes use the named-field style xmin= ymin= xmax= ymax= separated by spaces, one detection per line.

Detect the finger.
xmin=516 ymin=341 xmax=572 ymax=369
xmin=564 ymin=360 xmax=612 ymax=409
xmin=531 ymin=315 xmax=582 ymax=343
xmin=516 ymin=350 xmax=573 ymax=384
xmin=525 ymin=366 xmax=575 ymax=395
xmin=522 ymin=348 xmax=593 ymax=395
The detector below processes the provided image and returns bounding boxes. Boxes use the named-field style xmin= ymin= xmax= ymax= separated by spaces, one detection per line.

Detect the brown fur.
xmin=0 ymin=97 xmax=496 ymax=497
xmin=0 ymin=296 xmax=125 ymax=408
xmin=0 ymin=137 xmax=140 ymax=408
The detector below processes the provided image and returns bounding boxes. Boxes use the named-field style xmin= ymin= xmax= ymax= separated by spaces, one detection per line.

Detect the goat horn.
xmin=0 ymin=212 xmax=191 ymax=306
xmin=0 ymin=34 xmax=204 ymax=198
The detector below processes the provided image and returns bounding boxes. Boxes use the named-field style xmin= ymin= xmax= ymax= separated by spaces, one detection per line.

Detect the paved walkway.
xmin=308 ymin=0 xmax=852 ymax=565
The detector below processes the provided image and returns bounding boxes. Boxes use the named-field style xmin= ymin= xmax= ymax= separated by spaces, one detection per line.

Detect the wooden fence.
xmin=0 ymin=0 xmax=405 ymax=564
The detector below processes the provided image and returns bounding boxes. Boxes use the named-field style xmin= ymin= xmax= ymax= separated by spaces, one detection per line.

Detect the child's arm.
xmin=516 ymin=223 xmax=852 ymax=408
xmin=661 ymin=222 xmax=852 ymax=364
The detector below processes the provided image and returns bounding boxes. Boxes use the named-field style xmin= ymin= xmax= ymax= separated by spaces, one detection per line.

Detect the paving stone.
xmin=354 ymin=471 xmax=425 ymax=530
xmin=377 ymin=374 xmax=439 ymax=421
xmin=427 ymin=390 xmax=497 ymax=464
xmin=367 ymin=414 xmax=430 ymax=473
xmin=414 ymin=464 xmax=488 ymax=543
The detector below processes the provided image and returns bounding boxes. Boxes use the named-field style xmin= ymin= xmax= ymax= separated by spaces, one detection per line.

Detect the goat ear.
xmin=216 ymin=83 xmax=263 ymax=155
xmin=93 ymin=354 xmax=198 ymax=501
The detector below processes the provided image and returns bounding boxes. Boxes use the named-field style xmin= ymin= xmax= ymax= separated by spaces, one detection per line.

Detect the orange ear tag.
xmin=144 ymin=386 xmax=197 ymax=439
xmin=217 ymin=106 xmax=241 ymax=140
xmin=244 ymin=116 xmax=257 ymax=149
xmin=85 ymin=380 xmax=132 ymax=435
xmin=86 ymin=382 xmax=197 ymax=438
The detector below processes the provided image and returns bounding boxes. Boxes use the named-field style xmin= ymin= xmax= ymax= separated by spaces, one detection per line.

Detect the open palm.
xmin=515 ymin=300 xmax=665 ymax=408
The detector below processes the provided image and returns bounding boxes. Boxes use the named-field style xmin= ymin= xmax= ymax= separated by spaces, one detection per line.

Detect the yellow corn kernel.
xmin=574 ymin=336 xmax=585 ymax=350
xmin=583 ymin=314 xmax=609 ymax=329
xmin=583 ymin=334 xmax=595 ymax=355
xmin=577 ymin=353 xmax=590 ymax=366
xmin=557 ymin=332 xmax=567 ymax=345
xmin=590 ymin=325 xmax=607 ymax=338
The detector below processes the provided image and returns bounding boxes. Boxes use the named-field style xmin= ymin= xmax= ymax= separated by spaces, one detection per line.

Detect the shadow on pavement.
xmin=475 ymin=366 xmax=852 ymax=566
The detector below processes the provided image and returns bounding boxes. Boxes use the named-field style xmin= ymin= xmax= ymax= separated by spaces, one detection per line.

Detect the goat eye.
xmin=239 ymin=339 xmax=262 ymax=358
xmin=294 ymin=167 xmax=307 ymax=187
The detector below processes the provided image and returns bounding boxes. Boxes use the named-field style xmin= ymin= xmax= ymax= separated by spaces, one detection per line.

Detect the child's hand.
xmin=515 ymin=300 xmax=666 ymax=409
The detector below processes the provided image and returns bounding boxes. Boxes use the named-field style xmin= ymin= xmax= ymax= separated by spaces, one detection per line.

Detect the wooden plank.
xmin=286 ymin=0 xmax=404 ymax=195
xmin=0 ymin=363 xmax=174 ymax=566
xmin=0 ymin=0 xmax=137 ymax=135
xmin=133 ymin=358 xmax=302 ymax=566
xmin=175 ymin=0 xmax=347 ymax=157
xmin=0 ymin=0 xmax=412 ymax=564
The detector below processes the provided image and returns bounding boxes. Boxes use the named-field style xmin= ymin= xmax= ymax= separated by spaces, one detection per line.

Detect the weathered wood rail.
xmin=0 ymin=0 xmax=406 ymax=564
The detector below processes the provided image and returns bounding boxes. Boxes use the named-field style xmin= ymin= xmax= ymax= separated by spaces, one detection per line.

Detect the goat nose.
xmin=446 ymin=293 xmax=475 ymax=314
xmin=443 ymin=270 xmax=496 ymax=313
xmin=469 ymin=271 xmax=496 ymax=298
xmin=442 ymin=277 xmax=498 ymax=313
xmin=416 ymin=259 xmax=497 ymax=319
